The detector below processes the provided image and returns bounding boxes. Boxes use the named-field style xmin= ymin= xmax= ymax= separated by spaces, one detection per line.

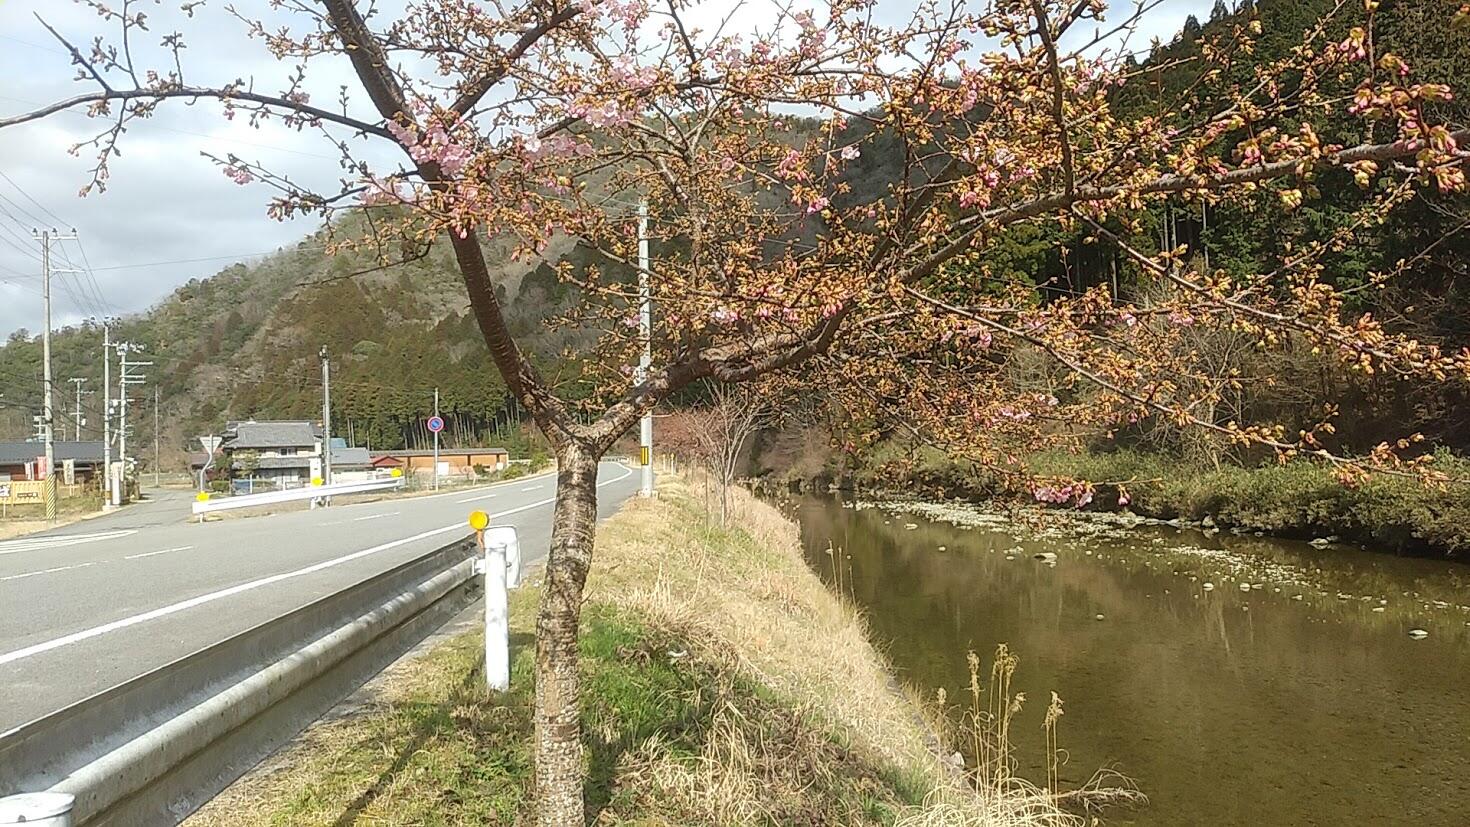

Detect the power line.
xmin=0 ymin=171 xmax=72 ymax=228
xmin=0 ymin=186 xmax=52 ymax=230
xmin=87 ymin=247 xmax=317 ymax=272
xmin=0 ymin=173 xmax=113 ymax=317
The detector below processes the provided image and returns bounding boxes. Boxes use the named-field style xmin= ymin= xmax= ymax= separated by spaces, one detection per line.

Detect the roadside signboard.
xmin=427 ymin=416 xmax=445 ymax=433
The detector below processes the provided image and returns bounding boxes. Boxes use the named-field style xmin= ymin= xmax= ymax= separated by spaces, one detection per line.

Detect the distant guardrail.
xmin=0 ymin=536 xmax=479 ymax=825
xmin=192 ymin=477 xmax=404 ymax=515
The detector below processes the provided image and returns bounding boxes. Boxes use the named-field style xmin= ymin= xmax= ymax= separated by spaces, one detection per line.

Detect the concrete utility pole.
xmin=320 ymin=345 xmax=332 ymax=487
xmin=153 ymin=386 xmax=160 ymax=487
xmin=637 ymin=199 xmax=654 ymax=497
xmin=432 ymin=387 xmax=440 ymax=492
xmin=69 ymin=378 xmax=88 ymax=441
xmin=115 ymin=342 xmax=150 ymax=505
xmin=34 ymin=229 xmax=77 ymax=521
xmin=101 ymin=324 xmax=112 ymax=504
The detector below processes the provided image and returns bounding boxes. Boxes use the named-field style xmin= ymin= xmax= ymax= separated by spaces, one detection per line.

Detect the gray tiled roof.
xmin=333 ymin=447 xmax=371 ymax=468
xmin=225 ymin=421 xmax=320 ymax=450
xmin=0 ymin=441 xmax=105 ymax=464
xmin=230 ymin=447 xmax=371 ymax=472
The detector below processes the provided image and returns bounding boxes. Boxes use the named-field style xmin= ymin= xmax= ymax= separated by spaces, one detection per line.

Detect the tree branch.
xmin=0 ymin=86 xmax=395 ymax=139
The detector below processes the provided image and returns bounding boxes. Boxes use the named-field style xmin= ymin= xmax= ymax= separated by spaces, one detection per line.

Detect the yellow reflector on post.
xmin=311 ymin=477 xmax=324 ymax=487
xmin=195 ymin=492 xmax=210 ymax=502
xmin=390 ymin=468 xmax=403 ymax=478
xmin=468 ymin=510 xmax=490 ymax=531
xmin=640 ymin=447 xmax=650 ymax=466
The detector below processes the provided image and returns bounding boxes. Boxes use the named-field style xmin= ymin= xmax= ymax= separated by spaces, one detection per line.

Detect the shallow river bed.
xmin=789 ymin=495 xmax=1470 ymax=826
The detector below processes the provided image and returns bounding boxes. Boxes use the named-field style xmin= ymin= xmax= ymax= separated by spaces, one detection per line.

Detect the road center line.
xmin=0 ymin=464 xmax=634 ymax=667
xmin=352 ymin=512 xmax=398 ymax=522
xmin=0 ymin=561 xmax=100 ymax=582
xmin=123 ymin=546 xmax=194 ymax=560
xmin=455 ymin=492 xmax=497 ymax=503
xmin=0 ymin=530 xmax=137 ymax=557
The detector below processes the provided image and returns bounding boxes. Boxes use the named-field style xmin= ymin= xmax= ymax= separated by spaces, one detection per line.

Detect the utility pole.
xmin=637 ymin=199 xmax=654 ymax=497
xmin=433 ymin=387 xmax=440 ymax=492
xmin=153 ymin=386 xmax=160 ymax=487
xmin=320 ymin=346 xmax=332 ymax=487
xmin=69 ymin=378 xmax=88 ymax=441
xmin=34 ymin=229 xmax=78 ymax=520
xmin=115 ymin=342 xmax=150 ymax=505
xmin=102 ymin=324 xmax=112 ymax=504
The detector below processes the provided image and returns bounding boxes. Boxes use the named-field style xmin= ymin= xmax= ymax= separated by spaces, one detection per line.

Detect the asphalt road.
xmin=0 ymin=462 xmax=639 ymax=732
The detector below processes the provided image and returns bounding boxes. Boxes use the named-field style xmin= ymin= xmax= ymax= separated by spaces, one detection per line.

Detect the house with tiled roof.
xmin=219 ymin=421 xmax=371 ymax=489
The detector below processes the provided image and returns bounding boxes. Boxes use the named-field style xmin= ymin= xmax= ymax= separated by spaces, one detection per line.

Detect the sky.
xmin=0 ymin=0 xmax=1218 ymax=340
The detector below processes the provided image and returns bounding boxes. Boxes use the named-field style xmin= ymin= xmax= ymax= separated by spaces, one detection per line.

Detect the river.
xmin=788 ymin=494 xmax=1470 ymax=825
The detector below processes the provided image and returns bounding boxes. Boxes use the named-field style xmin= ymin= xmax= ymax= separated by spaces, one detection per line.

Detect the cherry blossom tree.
xmin=3 ymin=1 xmax=1467 ymax=823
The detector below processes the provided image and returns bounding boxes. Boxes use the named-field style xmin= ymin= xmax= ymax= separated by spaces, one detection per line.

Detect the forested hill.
xmin=0 ymin=211 xmax=594 ymax=458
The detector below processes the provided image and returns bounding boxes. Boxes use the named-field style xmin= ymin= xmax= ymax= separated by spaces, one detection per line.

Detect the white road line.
xmin=352 ymin=512 xmax=398 ymax=522
xmin=455 ymin=492 xmax=497 ymax=503
xmin=520 ymin=485 xmax=541 ymax=491
xmin=387 ymin=468 xmax=558 ymax=502
xmin=1 ymin=561 xmax=100 ymax=582
xmin=123 ymin=546 xmax=194 ymax=561
xmin=0 ymin=530 xmax=137 ymax=556
xmin=0 ymin=464 xmax=635 ymax=667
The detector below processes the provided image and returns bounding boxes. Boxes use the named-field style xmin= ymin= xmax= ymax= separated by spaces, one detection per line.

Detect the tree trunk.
xmin=535 ymin=444 xmax=599 ymax=826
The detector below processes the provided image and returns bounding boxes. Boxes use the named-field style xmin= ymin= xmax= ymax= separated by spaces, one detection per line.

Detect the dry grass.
xmin=591 ymin=474 xmax=1101 ymax=826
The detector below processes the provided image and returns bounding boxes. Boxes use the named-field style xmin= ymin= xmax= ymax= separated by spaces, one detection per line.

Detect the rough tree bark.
xmin=535 ymin=443 xmax=601 ymax=825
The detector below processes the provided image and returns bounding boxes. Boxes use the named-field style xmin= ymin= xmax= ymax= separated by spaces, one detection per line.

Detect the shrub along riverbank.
xmin=831 ymin=445 xmax=1470 ymax=557
xmin=189 ymin=475 xmax=1083 ymax=825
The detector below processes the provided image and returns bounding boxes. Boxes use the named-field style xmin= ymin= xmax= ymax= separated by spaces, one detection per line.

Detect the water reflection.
xmin=791 ymin=496 xmax=1470 ymax=826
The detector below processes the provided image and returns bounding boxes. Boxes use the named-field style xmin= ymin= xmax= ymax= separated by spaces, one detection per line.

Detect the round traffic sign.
xmin=427 ymin=416 xmax=445 ymax=433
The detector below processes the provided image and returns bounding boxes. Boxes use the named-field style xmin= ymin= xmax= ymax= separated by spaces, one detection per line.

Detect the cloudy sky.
xmin=0 ymin=0 xmax=1216 ymax=339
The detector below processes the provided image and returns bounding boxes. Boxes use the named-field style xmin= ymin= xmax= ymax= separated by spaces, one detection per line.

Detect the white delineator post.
xmin=0 ymin=791 xmax=75 ymax=825
xmin=484 ymin=537 xmax=509 ymax=692
xmin=637 ymin=199 xmax=654 ymax=497
xmin=472 ymin=515 xmax=520 ymax=692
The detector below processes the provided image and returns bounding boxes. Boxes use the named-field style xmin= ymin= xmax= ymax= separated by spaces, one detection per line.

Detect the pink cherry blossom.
xmin=222 ymin=165 xmax=253 ymax=185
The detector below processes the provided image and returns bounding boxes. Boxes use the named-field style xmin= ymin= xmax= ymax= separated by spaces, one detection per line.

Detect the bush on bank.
xmin=839 ymin=444 xmax=1470 ymax=556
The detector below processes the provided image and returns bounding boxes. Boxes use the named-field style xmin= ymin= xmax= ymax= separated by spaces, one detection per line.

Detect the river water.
xmin=788 ymin=494 xmax=1470 ymax=826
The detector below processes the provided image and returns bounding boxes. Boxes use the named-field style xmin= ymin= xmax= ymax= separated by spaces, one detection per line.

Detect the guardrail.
xmin=0 ymin=535 xmax=479 ymax=826
xmin=192 ymin=477 xmax=404 ymax=515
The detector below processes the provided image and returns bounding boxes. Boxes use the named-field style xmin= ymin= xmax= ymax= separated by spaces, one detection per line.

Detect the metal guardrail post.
xmin=0 ymin=792 xmax=74 ymax=825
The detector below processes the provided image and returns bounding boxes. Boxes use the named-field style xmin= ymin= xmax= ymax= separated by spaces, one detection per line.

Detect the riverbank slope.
xmin=783 ymin=444 xmax=1470 ymax=557
xmin=188 ymin=475 xmax=1073 ymax=825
